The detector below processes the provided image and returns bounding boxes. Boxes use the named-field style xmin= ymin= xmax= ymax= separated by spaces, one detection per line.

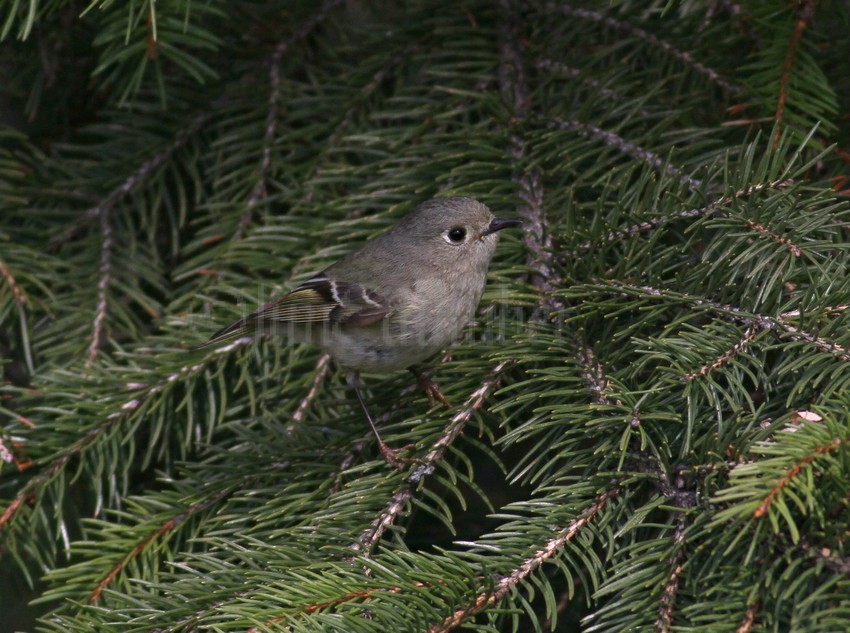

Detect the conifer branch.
xmin=88 ymin=482 xmax=243 ymax=603
xmin=656 ymin=514 xmax=687 ymax=633
xmin=153 ymin=590 xmax=255 ymax=633
xmin=547 ymin=4 xmax=741 ymax=94
xmin=356 ymin=360 xmax=515 ymax=554
xmin=5 ymin=0 xmax=848 ymax=626
xmin=249 ymin=582 xmax=430 ymax=632
xmin=682 ymin=322 xmax=766 ymax=382
xmin=577 ymin=339 xmax=644 ymax=427
xmin=576 ymin=341 xmax=618 ymax=406
xmin=592 ymin=282 xmax=761 ymax=322
xmin=292 ymin=354 xmax=332 ymax=422
xmin=236 ymin=60 xmax=281 ymax=235
xmin=736 ymin=601 xmax=759 ymax=633
xmin=498 ymin=0 xmax=563 ymax=314
xmin=533 ymin=58 xmax=652 ymax=118
xmin=713 ymin=1 xmax=760 ymax=49
xmin=327 ymin=50 xmax=411 ymax=148
xmin=754 ymin=436 xmax=842 ymax=519
xmin=498 ymin=0 xmax=530 ymax=118
xmin=333 ymin=353 xmax=457 ymax=491
xmin=533 ymin=59 xmax=618 ymax=101
xmin=304 ymin=47 xmax=413 ymax=203
xmin=332 ymin=438 xmax=370 ymax=493
xmin=773 ymin=0 xmax=818 ymax=146
xmin=745 ymin=218 xmax=802 ymax=256
xmin=0 ymin=422 xmax=122 ymax=537
xmin=577 ymin=341 xmax=642 ymax=430
xmin=86 ymin=208 xmax=113 ymax=366
xmin=629 ymin=459 xmax=695 ymax=632
xmin=334 ymin=351 xmax=456 ymax=487
xmin=49 ymin=110 xmax=214 ymax=249
xmin=237 ymin=0 xmax=344 ymax=234
xmin=0 ymin=338 xmax=253 ymax=542
xmin=634 ymin=458 xmax=697 ymax=510
xmin=0 ymin=434 xmax=31 ymax=472
xmin=593 ymin=282 xmax=850 ymax=363
xmin=570 ymin=179 xmax=794 ymax=256
xmin=429 ymin=486 xmax=619 ymax=633
xmin=776 ymin=321 xmax=850 ymax=362
xmin=548 ymin=117 xmax=703 ymax=192
xmin=275 ymin=0 xmax=344 ymax=59
xmin=0 ymin=437 xmax=14 ymax=466
xmin=0 ymin=258 xmax=26 ymax=305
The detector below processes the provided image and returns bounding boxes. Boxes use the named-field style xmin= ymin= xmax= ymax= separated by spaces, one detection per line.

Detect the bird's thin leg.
xmin=410 ymin=367 xmax=452 ymax=408
xmin=346 ymin=372 xmax=417 ymax=468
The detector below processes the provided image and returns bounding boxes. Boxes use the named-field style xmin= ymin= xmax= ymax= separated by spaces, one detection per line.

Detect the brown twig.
xmin=236 ymin=62 xmax=281 ymax=234
xmin=533 ymin=58 xmax=618 ymax=101
xmin=89 ymin=483 xmax=241 ymax=602
xmin=576 ymin=341 xmax=641 ymax=429
xmin=736 ymin=601 xmax=759 ymax=633
xmin=0 ymin=259 xmax=26 ymax=306
xmin=682 ymin=322 xmax=766 ymax=382
xmin=624 ymin=458 xmax=695 ymax=632
xmin=429 ymin=486 xmax=619 ymax=633
xmin=776 ymin=321 xmax=850 ymax=362
xmin=745 ymin=219 xmax=802 ymax=256
xmin=773 ymin=0 xmax=818 ymax=147
xmin=0 ymin=435 xmax=31 ymax=472
xmin=754 ymin=437 xmax=842 ymax=518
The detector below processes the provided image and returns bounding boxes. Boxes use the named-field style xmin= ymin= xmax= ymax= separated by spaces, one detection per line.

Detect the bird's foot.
xmin=414 ymin=371 xmax=452 ymax=408
xmin=378 ymin=441 xmax=423 ymax=469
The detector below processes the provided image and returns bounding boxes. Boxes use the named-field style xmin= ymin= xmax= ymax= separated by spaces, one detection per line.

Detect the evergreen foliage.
xmin=1 ymin=0 xmax=849 ymax=630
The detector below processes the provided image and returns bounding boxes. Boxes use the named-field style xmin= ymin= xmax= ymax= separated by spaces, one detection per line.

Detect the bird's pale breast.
xmin=323 ymin=263 xmax=488 ymax=373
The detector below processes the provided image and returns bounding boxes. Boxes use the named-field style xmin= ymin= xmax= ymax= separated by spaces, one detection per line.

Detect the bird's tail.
xmin=192 ymin=317 xmax=255 ymax=351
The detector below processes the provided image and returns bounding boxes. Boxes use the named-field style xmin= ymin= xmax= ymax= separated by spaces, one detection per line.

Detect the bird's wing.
xmin=200 ymin=274 xmax=391 ymax=348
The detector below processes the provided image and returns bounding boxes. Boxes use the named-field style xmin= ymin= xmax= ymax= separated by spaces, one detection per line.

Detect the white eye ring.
xmin=443 ymin=226 xmax=467 ymax=244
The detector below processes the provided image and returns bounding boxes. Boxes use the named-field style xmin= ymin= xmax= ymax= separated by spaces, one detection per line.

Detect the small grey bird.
xmin=206 ymin=196 xmax=520 ymax=465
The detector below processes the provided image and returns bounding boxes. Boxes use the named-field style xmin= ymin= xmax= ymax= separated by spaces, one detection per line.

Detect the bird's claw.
xmin=378 ymin=442 xmax=424 ymax=469
xmin=415 ymin=373 xmax=452 ymax=408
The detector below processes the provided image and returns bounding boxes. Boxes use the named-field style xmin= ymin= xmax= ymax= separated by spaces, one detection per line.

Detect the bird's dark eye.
xmin=447 ymin=227 xmax=467 ymax=243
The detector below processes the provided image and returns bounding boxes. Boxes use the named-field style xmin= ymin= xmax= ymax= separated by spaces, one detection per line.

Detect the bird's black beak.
xmin=486 ymin=218 xmax=522 ymax=235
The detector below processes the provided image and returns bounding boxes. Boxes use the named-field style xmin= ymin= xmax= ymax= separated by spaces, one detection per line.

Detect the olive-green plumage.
xmin=205 ymin=196 xmax=520 ymax=465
